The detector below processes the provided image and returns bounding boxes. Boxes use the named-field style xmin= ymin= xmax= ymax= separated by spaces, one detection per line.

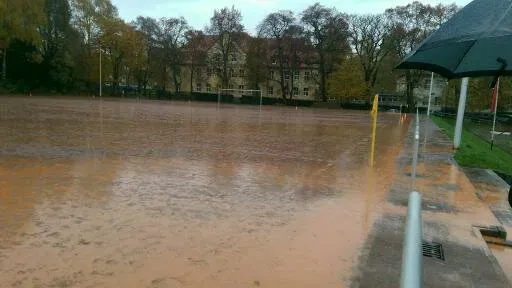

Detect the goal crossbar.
xmin=218 ymin=89 xmax=262 ymax=93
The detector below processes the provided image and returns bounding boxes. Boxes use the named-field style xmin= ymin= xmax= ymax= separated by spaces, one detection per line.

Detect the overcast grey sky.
xmin=111 ymin=0 xmax=471 ymax=34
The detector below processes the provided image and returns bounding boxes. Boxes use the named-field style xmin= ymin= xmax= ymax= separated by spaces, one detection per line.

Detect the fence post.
xmin=412 ymin=110 xmax=420 ymax=178
xmin=400 ymin=191 xmax=423 ymax=288
xmin=454 ymin=77 xmax=469 ymax=149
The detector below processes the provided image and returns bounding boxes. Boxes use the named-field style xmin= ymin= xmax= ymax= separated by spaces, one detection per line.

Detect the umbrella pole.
xmin=491 ymin=77 xmax=500 ymax=150
xmin=454 ymin=78 xmax=469 ymax=149
xmin=427 ymin=72 xmax=434 ymax=116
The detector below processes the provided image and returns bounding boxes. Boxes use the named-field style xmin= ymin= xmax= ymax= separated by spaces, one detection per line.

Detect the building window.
xmin=196 ymin=83 xmax=201 ymax=92
xmin=206 ymin=83 xmax=212 ymax=92
xmin=303 ymin=87 xmax=309 ymax=97
xmin=304 ymin=71 xmax=310 ymax=81
xmin=269 ymin=71 xmax=274 ymax=80
xmin=284 ymin=71 xmax=290 ymax=81
xmin=238 ymin=85 xmax=245 ymax=91
xmin=268 ymin=86 xmax=273 ymax=96
xmin=294 ymin=71 xmax=299 ymax=81
xmin=231 ymin=52 xmax=237 ymax=63
xmin=207 ymin=68 xmax=212 ymax=77
xmin=293 ymin=87 xmax=299 ymax=96
xmin=239 ymin=69 xmax=245 ymax=77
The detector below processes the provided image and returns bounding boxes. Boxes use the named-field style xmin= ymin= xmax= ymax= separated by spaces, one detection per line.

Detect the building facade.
xmin=180 ymin=35 xmax=320 ymax=102
xmin=396 ymin=72 xmax=447 ymax=110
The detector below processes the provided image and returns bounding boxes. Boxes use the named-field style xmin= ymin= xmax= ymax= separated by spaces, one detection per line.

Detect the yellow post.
xmin=370 ymin=94 xmax=379 ymax=168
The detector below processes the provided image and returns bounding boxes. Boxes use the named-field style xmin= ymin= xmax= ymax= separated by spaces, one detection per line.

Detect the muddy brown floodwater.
xmin=0 ymin=97 xmax=409 ymax=288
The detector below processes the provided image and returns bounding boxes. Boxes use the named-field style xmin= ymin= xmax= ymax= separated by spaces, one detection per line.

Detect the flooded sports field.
xmin=0 ymin=97 xmax=408 ymax=287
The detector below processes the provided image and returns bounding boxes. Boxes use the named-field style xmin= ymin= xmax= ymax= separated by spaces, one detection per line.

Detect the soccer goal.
xmin=218 ymin=89 xmax=263 ymax=108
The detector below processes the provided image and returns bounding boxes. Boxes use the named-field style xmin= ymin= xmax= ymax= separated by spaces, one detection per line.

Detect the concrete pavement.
xmin=350 ymin=117 xmax=512 ymax=288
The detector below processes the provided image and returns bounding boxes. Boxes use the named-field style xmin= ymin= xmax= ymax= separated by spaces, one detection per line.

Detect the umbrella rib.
xmin=488 ymin=1 xmax=512 ymax=36
xmin=453 ymin=39 xmax=477 ymax=75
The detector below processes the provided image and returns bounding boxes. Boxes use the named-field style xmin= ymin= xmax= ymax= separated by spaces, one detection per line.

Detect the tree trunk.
xmin=162 ymin=65 xmax=167 ymax=93
xmin=406 ymin=71 xmax=414 ymax=112
xmin=143 ymin=69 xmax=148 ymax=96
xmin=173 ymin=67 xmax=181 ymax=95
xmin=223 ymin=54 xmax=229 ymax=89
xmin=289 ymin=70 xmax=296 ymax=100
xmin=190 ymin=66 xmax=194 ymax=95
xmin=112 ymin=56 xmax=123 ymax=96
xmin=2 ymin=48 xmax=6 ymax=81
xmin=320 ymin=71 xmax=327 ymax=102
xmin=126 ymin=69 xmax=132 ymax=93
xmin=280 ymin=71 xmax=287 ymax=100
xmin=319 ymin=53 xmax=327 ymax=102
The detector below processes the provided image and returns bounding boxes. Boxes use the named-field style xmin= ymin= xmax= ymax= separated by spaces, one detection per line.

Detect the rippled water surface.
xmin=0 ymin=97 xmax=409 ymax=287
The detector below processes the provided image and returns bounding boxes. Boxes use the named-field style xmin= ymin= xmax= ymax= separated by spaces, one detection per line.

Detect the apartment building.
xmin=180 ymin=34 xmax=319 ymax=101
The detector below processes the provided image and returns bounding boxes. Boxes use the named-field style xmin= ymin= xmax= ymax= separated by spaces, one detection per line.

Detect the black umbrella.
xmin=396 ymin=0 xmax=512 ymax=82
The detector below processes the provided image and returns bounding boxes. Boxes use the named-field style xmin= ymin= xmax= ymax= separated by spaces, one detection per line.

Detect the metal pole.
xmin=260 ymin=91 xmax=263 ymax=109
xmin=99 ymin=48 xmax=102 ymax=98
xmin=491 ymin=78 xmax=500 ymax=150
xmin=370 ymin=95 xmax=378 ymax=168
xmin=400 ymin=191 xmax=423 ymax=288
xmin=416 ymin=108 xmax=420 ymax=130
xmin=412 ymin=110 xmax=420 ymax=179
xmin=454 ymin=77 xmax=469 ymax=149
xmin=217 ymin=89 xmax=220 ymax=108
xmin=426 ymin=72 xmax=434 ymax=116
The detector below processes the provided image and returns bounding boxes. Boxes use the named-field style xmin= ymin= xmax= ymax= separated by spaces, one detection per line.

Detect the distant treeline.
xmin=2 ymin=0 xmax=461 ymax=109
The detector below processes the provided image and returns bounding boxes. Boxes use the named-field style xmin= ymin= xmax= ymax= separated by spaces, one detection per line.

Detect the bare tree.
xmin=184 ymin=30 xmax=207 ymax=95
xmin=245 ymin=37 xmax=269 ymax=91
xmin=160 ymin=17 xmax=189 ymax=94
xmin=385 ymin=2 xmax=458 ymax=110
xmin=151 ymin=17 xmax=189 ymax=94
xmin=207 ymin=6 xmax=244 ymax=88
xmin=257 ymin=10 xmax=296 ymax=99
xmin=348 ymin=14 xmax=393 ymax=98
xmin=282 ymin=25 xmax=309 ymax=99
xmin=132 ymin=16 xmax=158 ymax=95
xmin=301 ymin=3 xmax=349 ymax=101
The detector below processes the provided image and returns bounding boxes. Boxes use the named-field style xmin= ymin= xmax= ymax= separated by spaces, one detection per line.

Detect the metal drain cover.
xmin=422 ymin=241 xmax=445 ymax=261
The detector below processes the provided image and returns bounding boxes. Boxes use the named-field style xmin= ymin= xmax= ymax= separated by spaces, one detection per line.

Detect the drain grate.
xmin=422 ymin=241 xmax=445 ymax=261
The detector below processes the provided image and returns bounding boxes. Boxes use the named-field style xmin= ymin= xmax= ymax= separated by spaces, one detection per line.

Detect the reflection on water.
xmin=488 ymin=243 xmax=512 ymax=284
xmin=0 ymin=97 xmax=408 ymax=287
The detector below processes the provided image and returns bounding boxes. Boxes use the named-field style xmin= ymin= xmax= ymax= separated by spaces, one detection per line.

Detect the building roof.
xmin=182 ymin=32 xmax=319 ymax=68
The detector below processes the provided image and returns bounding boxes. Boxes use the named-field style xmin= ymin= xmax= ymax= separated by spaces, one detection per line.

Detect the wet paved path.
xmin=0 ymin=97 xmax=409 ymax=287
xmin=351 ymin=117 xmax=511 ymax=287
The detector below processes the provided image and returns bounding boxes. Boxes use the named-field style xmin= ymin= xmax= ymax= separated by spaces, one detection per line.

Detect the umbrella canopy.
xmin=396 ymin=0 xmax=512 ymax=79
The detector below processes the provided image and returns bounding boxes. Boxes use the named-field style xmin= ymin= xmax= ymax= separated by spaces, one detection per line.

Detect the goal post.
xmin=218 ymin=89 xmax=263 ymax=108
